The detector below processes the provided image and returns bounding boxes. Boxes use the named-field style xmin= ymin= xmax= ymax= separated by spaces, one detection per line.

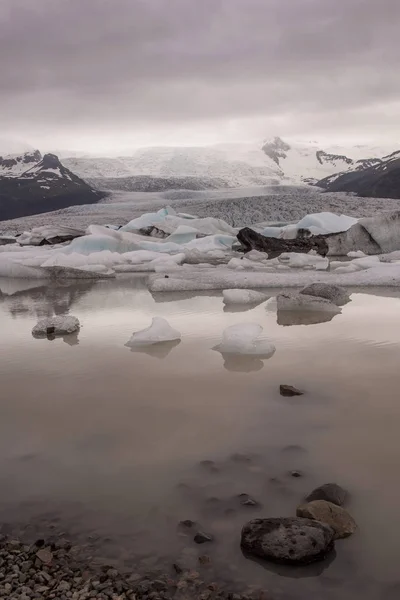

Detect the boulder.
xmin=306 ymin=483 xmax=347 ymax=506
xmin=241 ymin=517 xmax=334 ymax=565
xmin=300 ymin=283 xmax=350 ymax=306
xmin=237 ymin=227 xmax=329 ymax=258
xmin=277 ymin=293 xmax=341 ymax=314
xmin=280 ymin=385 xmax=304 ymax=397
xmin=296 ymin=500 xmax=356 ymax=539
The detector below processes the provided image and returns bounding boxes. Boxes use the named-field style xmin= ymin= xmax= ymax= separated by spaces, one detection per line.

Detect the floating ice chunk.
xmin=215 ymin=323 xmax=276 ymax=357
xmin=278 ymin=253 xmax=329 ymax=270
xmin=0 ymin=257 xmax=50 ymax=279
xmin=126 ymin=317 xmax=181 ymax=346
xmin=300 ymin=283 xmax=350 ymax=306
xmin=42 ymin=265 xmax=116 ymax=279
xmin=165 ymin=226 xmax=198 ymax=244
xmin=18 ymin=226 xmax=84 ymax=246
xmin=347 ymin=250 xmax=366 ymax=258
xmin=277 ymin=293 xmax=341 ymax=314
xmin=222 ymin=289 xmax=268 ymax=305
xmin=120 ymin=206 xmax=177 ymax=232
xmin=32 ymin=315 xmax=80 ymax=337
xmin=296 ymin=212 xmax=357 ymax=235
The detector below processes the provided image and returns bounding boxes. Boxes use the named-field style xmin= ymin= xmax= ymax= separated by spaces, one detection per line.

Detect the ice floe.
xmin=32 ymin=315 xmax=80 ymax=337
xmin=222 ymin=289 xmax=268 ymax=305
xmin=214 ymin=323 xmax=276 ymax=357
xmin=276 ymin=293 xmax=341 ymax=314
xmin=126 ymin=317 xmax=181 ymax=346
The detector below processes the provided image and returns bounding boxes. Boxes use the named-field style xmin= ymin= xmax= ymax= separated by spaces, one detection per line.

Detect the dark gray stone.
xmin=300 ymin=283 xmax=350 ymax=306
xmin=280 ymin=385 xmax=304 ymax=397
xmin=194 ymin=532 xmax=214 ymax=544
xmin=241 ymin=517 xmax=334 ymax=565
xmin=306 ymin=483 xmax=347 ymax=506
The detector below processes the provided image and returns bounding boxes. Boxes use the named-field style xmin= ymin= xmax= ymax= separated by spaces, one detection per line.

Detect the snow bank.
xmin=214 ymin=323 xmax=276 ymax=357
xmin=126 ymin=317 xmax=181 ymax=346
xmin=32 ymin=316 xmax=80 ymax=337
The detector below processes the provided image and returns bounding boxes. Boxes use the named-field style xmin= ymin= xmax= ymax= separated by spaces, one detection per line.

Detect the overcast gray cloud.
xmin=0 ymin=0 xmax=399 ymax=152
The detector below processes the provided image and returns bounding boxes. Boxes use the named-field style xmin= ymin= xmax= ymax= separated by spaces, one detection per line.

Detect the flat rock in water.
xmin=277 ymin=292 xmax=341 ymax=314
xmin=306 ymin=483 xmax=347 ymax=506
xmin=194 ymin=531 xmax=214 ymax=544
xmin=280 ymin=384 xmax=304 ymax=397
xmin=241 ymin=517 xmax=334 ymax=565
xmin=297 ymin=500 xmax=357 ymax=539
xmin=300 ymin=283 xmax=350 ymax=306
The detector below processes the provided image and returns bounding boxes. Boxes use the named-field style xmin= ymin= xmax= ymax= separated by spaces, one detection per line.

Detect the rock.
xmin=280 ymin=385 xmax=304 ymax=397
xmin=180 ymin=519 xmax=196 ymax=529
xmin=194 ymin=532 xmax=214 ymax=544
xmin=306 ymin=483 xmax=347 ymax=506
xmin=300 ymin=283 xmax=350 ymax=306
xmin=238 ymin=494 xmax=260 ymax=507
xmin=277 ymin=292 xmax=341 ymax=314
xmin=241 ymin=517 xmax=334 ymax=565
xmin=35 ymin=548 xmax=53 ymax=565
xmin=296 ymin=500 xmax=357 ymax=539
xmin=237 ymin=227 xmax=329 ymax=258
xmin=32 ymin=316 xmax=80 ymax=337
xmin=290 ymin=470 xmax=303 ymax=478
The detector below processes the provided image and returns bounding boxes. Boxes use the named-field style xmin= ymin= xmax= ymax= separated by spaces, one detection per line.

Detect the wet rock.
xmin=241 ymin=517 xmax=335 ymax=565
xmin=306 ymin=483 xmax=347 ymax=506
xmin=194 ymin=532 xmax=214 ymax=544
xmin=179 ymin=519 xmax=196 ymax=529
xmin=198 ymin=555 xmax=211 ymax=566
xmin=280 ymin=385 xmax=304 ymax=397
xmin=289 ymin=470 xmax=303 ymax=478
xmin=297 ymin=500 xmax=357 ymax=539
xmin=238 ymin=494 xmax=261 ymax=508
xmin=300 ymin=283 xmax=350 ymax=306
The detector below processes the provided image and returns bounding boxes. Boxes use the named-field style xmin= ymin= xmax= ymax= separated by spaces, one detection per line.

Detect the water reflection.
xmin=125 ymin=339 xmax=181 ymax=359
xmin=277 ymin=310 xmax=338 ymax=326
xmin=219 ymin=353 xmax=265 ymax=372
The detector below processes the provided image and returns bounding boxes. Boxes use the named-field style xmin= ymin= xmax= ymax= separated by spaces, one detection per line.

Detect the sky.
xmin=0 ymin=0 xmax=399 ymax=154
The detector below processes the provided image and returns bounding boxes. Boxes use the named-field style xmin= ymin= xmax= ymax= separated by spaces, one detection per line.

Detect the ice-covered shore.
xmin=1 ymin=206 xmax=400 ymax=289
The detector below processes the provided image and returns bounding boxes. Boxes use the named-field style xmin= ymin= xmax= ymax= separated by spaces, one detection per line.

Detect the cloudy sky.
xmin=0 ymin=0 xmax=399 ymax=154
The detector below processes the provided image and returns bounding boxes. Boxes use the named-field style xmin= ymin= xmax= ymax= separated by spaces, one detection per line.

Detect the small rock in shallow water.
xmin=280 ymin=384 xmax=304 ymax=397
xmin=194 ymin=532 xmax=214 ymax=544
xmin=35 ymin=548 xmax=53 ymax=564
xmin=297 ymin=500 xmax=357 ymax=539
xmin=306 ymin=483 xmax=347 ymax=506
xmin=180 ymin=519 xmax=196 ymax=529
xmin=289 ymin=470 xmax=303 ymax=478
xmin=241 ymin=517 xmax=334 ymax=565
xmin=238 ymin=494 xmax=260 ymax=507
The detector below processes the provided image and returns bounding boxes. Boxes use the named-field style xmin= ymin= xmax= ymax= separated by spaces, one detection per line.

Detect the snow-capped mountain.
xmin=0 ymin=152 xmax=105 ymax=221
xmin=61 ymin=138 xmax=400 ymax=189
xmin=0 ymin=150 xmax=43 ymax=177
xmin=261 ymin=137 xmax=398 ymax=183
xmin=316 ymin=150 xmax=400 ymax=199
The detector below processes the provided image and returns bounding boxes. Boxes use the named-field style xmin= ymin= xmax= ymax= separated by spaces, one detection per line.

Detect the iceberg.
xmin=299 ymin=283 xmax=350 ymax=306
xmin=214 ymin=323 xmax=276 ymax=357
xmin=32 ymin=315 xmax=80 ymax=337
xmin=126 ymin=317 xmax=181 ymax=346
xmin=222 ymin=289 xmax=268 ymax=305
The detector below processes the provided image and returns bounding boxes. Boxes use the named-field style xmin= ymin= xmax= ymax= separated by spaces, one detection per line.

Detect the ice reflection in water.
xmin=0 ymin=278 xmax=400 ymax=599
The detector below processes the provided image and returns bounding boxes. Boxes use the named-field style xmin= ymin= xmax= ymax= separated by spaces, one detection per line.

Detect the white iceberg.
xmin=126 ymin=317 xmax=181 ymax=346
xmin=215 ymin=323 xmax=276 ymax=357
xmin=222 ymin=289 xmax=268 ymax=305
xmin=32 ymin=315 xmax=80 ymax=337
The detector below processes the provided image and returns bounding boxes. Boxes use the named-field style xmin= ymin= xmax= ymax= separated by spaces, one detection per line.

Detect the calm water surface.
xmin=1 ymin=277 xmax=400 ymax=599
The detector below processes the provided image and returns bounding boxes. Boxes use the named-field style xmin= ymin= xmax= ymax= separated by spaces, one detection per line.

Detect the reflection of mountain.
xmin=0 ymin=280 xmax=96 ymax=319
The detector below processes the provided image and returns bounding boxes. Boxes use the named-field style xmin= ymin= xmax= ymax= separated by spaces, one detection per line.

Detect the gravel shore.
xmin=0 ymin=536 xmax=270 ymax=600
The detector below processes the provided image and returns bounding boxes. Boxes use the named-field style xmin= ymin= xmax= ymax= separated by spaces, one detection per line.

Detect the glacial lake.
xmin=1 ymin=277 xmax=400 ymax=599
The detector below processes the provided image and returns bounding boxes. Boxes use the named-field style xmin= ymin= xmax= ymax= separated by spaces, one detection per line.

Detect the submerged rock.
xmin=280 ymin=385 xmax=304 ymax=397
xmin=194 ymin=531 xmax=214 ymax=544
xmin=32 ymin=316 xmax=80 ymax=337
xmin=297 ymin=500 xmax=357 ymax=539
xmin=306 ymin=483 xmax=347 ymax=506
xmin=300 ymin=283 xmax=350 ymax=306
xmin=277 ymin=292 xmax=341 ymax=314
xmin=241 ymin=517 xmax=334 ymax=565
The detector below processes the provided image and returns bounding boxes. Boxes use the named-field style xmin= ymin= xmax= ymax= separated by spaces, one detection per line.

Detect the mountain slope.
xmin=316 ymin=151 xmax=400 ymax=199
xmin=0 ymin=153 xmax=106 ymax=221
